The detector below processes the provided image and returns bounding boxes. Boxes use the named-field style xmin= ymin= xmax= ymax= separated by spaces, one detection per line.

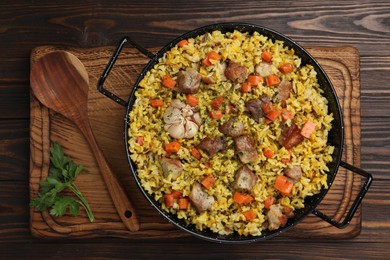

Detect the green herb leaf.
xmin=30 ymin=141 xmax=94 ymax=222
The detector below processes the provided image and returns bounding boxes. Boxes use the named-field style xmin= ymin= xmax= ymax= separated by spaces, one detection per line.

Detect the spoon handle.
xmin=79 ymin=120 xmax=140 ymax=232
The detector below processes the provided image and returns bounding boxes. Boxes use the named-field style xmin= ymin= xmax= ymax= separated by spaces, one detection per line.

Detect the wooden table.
xmin=1 ymin=1 xmax=389 ymax=258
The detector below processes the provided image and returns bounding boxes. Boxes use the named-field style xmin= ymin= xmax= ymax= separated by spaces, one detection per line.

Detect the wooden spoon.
xmin=30 ymin=51 xmax=139 ymax=231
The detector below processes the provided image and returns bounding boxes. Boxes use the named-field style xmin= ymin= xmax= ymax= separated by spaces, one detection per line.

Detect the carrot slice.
xmin=186 ymin=95 xmax=199 ymax=107
xmin=136 ymin=136 xmax=144 ymax=146
xmin=150 ymin=99 xmax=164 ymax=107
xmin=201 ymin=174 xmax=216 ymax=190
xmin=191 ymin=147 xmax=201 ymax=160
xmin=202 ymin=51 xmax=220 ymax=66
xmin=177 ymin=39 xmax=189 ymax=47
xmin=263 ymin=148 xmax=274 ymax=158
xmin=241 ymin=82 xmax=252 ymax=93
xmin=210 ymin=96 xmax=224 ymax=109
xmin=274 ymin=175 xmax=293 ymax=195
xmin=171 ymin=190 xmax=183 ymax=199
xmin=233 ymin=191 xmax=254 ymax=205
xmin=243 ymin=210 xmax=256 ymax=221
xmin=165 ymin=141 xmax=181 ymax=153
xmin=162 ymin=75 xmax=176 ymax=89
xmin=178 ymin=198 xmax=189 ymax=209
xmin=248 ymin=75 xmax=263 ymax=86
xmin=301 ymin=120 xmax=316 ymax=138
xmin=210 ymin=110 xmax=223 ymax=120
xmin=164 ymin=193 xmax=175 ymax=207
xmin=266 ymin=74 xmax=280 ymax=87
xmin=279 ymin=62 xmax=294 ymax=74
xmin=261 ymin=51 xmax=272 ymax=63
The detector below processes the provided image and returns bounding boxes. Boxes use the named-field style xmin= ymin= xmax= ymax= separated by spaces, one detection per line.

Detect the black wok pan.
xmin=97 ymin=22 xmax=372 ymax=243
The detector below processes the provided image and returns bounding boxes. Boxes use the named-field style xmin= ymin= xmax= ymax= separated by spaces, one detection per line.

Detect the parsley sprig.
xmin=30 ymin=142 xmax=94 ymax=222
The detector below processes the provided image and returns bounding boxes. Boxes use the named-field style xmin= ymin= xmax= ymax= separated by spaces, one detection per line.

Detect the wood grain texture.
xmin=29 ymin=45 xmax=363 ymax=240
xmin=1 ymin=0 xmax=389 ymax=259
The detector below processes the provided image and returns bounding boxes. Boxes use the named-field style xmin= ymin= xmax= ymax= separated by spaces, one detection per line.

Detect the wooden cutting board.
xmin=30 ymin=45 xmax=362 ymax=239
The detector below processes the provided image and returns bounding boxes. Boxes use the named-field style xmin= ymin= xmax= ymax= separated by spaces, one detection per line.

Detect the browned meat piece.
xmin=239 ymin=150 xmax=259 ymax=164
xmin=160 ymin=157 xmax=183 ymax=180
xmin=224 ymin=61 xmax=248 ymax=83
xmin=279 ymin=123 xmax=304 ymax=149
xmin=276 ymin=80 xmax=292 ymax=101
xmin=234 ymin=134 xmax=259 ymax=163
xmin=219 ymin=118 xmax=244 ymax=137
xmin=234 ymin=134 xmax=256 ymax=152
xmin=197 ymin=137 xmax=227 ymax=157
xmin=233 ymin=166 xmax=258 ymax=192
xmin=176 ymin=69 xmax=201 ymax=94
xmin=245 ymin=95 xmax=270 ymax=122
xmin=189 ymin=182 xmax=215 ymax=213
xmin=284 ymin=165 xmax=302 ymax=182
xmin=267 ymin=204 xmax=288 ymax=231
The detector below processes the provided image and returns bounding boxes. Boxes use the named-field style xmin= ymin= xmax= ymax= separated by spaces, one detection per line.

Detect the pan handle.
xmin=311 ymin=161 xmax=373 ymax=228
xmin=97 ymin=37 xmax=155 ymax=107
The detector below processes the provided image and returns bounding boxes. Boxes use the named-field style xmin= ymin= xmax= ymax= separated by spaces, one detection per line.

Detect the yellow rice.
xmin=128 ymin=30 xmax=334 ymax=236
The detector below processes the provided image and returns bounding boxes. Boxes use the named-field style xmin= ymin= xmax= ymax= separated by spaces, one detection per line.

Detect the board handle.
xmin=312 ymin=161 xmax=373 ymax=228
xmin=97 ymin=37 xmax=155 ymax=106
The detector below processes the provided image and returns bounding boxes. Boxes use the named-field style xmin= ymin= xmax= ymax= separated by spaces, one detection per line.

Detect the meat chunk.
xmin=176 ymin=69 xmax=201 ymax=94
xmin=267 ymin=204 xmax=288 ymax=231
xmin=160 ymin=157 xmax=183 ymax=180
xmin=279 ymin=123 xmax=304 ymax=149
xmin=284 ymin=165 xmax=302 ymax=182
xmin=197 ymin=137 xmax=227 ymax=157
xmin=233 ymin=166 xmax=258 ymax=192
xmin=234 ymin=134 xmax=258 ymax=163
xmin=234 ymin=134 xmax=256 ymax=152
xmin=189 ymin=182 xmax=215 ymax=213
xmin=276 ymin=80 xmax=292 ymax=101
xmin=245 ymin=95 xmax=270 ymax=122
xmin=219 ymin=118 xmax=244 ymax=137
xmin=224 ymin=61 xmax=248 ymax=83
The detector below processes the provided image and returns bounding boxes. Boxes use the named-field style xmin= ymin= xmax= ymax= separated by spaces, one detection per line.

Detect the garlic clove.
xmin=167 ymin=122 xmax=185 ymax=139
xmin=163 ymin=106 xmax=183 ymax=125
xmin=184 ymin=120 xmax=199 ymax=139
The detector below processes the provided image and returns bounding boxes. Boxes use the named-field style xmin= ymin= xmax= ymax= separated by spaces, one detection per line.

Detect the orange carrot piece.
xmin=178 ymin=198 xmax=189 ymax=209
xmin=136 ymin=136 xmax=144 ymax=146
xmin=281 ymin=108 xmax=294 ymax=121
xmin=202 ymin=51 xmax=220 ymax=66
xmin=241 ymin=82 xmax=252 ymax=93
xmin=264 ymin=196 xmax=275 ymax=209
xmin=171 ymin=190 xmax=183 ymax=199
xmin=205 ymin=162 xmax=212 ymax=169
xmin=243 ymin=210 xmax=256 ymax=221
xmin=210 ymin=110 xmax=223 ymax=120
xmin=201 ymin=174 xmax=216 ymax=190
xmin=210 ymin=96 xmax=224 ymax=109
xmin=164 ymin=193 xmax=175 ymax=207
xmin=248 ymin=75 xmax=263 ymax=86
xmin=177 ymin=39 xmax=189 ymax=47
xmin=233 ymin=191 xmax=254 ymax=205
xmin=279 ymin=62 xmax=294 ymax=74
xmin=162 ymin=75 xmax=176 ymax=89
xmin=191 ymin=147 xmax=202 ymax=160
xmin=150 ymin=99 xmax=164 ymax=107
xmin=301 ymin=120 xmax=316 ymax=138
xmin=274 ymin=175 xmax=293 ymax=195
xmin=261 ymin=51 xmax=272 ymax=63
xmin=165 ymin=141 xmax=181 ymax=153
xmin=266 ymin=74 xmax=280 ymax=87
xmin=186 ymin=95 xmax=199 ymax=107
xmin=263 ymin=148 xmax=274 ymax=158
xmin=262 ymin=102 xmax=281 ymax=122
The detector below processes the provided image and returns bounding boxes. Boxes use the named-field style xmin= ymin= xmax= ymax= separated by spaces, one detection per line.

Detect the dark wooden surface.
xmin=0 ymin=1 xmax=389 ymax=259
